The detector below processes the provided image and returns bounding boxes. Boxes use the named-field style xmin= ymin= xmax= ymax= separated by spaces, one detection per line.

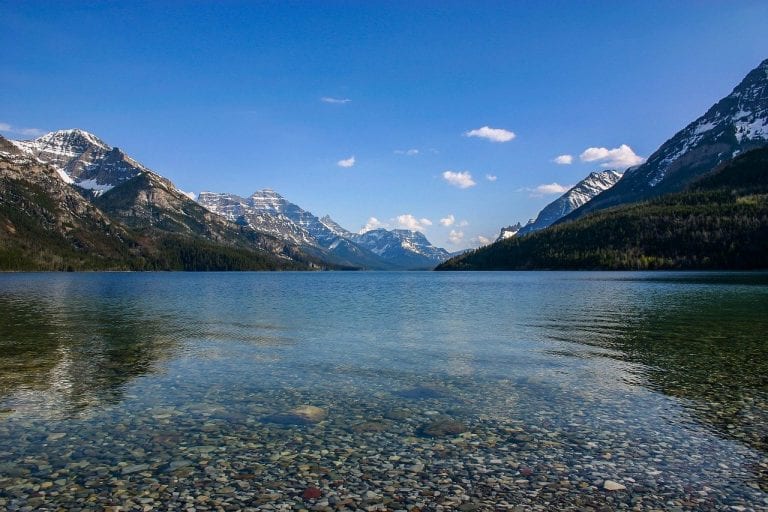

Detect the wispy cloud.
xmin=394 ymin=148 xmax=419 ymax=156
xmin=396 ymin=214 xmax=432 ymax=231
xmin=440 ymin=214 xmax=455 ymax=227
xmin=321 ymin=96 xmax=351 ymax=104
xmin=485 ymin=174 xmax=498 ymax=182
xmin=580 ymin=144 xmax=645 ymax=169
xmin=0 ymin=122 xmax=44 ymax=137
xmin=442 ymin=170 xmax=476 ymax=189
xmin=360 ymin=216 xmax=388 ymax=233
xmin=337 ymin=156 xmax=356 ymax=168
xmin=532 ymin=182 xmax=572 ymax=196
xmin=553 ymin=154 xmax=573 ymax=165
xmin=464 ymin=126 xmax=516 ymax=143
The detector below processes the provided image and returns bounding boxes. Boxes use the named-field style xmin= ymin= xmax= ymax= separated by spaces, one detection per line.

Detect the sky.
xmin=1 ymin=1 xmax=767 ymax=249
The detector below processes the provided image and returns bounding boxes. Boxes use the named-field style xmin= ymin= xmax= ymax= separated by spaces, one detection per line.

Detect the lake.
xmin=0 ymin=271 xmax=766 ymax=510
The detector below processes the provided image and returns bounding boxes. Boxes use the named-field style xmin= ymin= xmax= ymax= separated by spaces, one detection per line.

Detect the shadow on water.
xmin=0 ymin=283 xmax=183 ymax=418
xmin=544 ymin=274 xmax=768 ymax=455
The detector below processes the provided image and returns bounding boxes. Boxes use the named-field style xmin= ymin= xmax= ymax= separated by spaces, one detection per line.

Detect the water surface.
xmin=0 ymin=272 xmax=766 ymax=510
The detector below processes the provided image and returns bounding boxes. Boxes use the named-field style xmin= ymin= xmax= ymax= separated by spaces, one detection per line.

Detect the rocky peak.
xmin=516 ymin=170 xmax=623 ymax=237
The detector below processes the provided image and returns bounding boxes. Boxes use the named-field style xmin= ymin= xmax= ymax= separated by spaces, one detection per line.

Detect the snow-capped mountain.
xmin=10 ymin=129 xmax=153 ymax=195
xmin=353 ymin=229 xmax=451 ymax=269
xmin=496 ymin=223 xmax=524 ymax=242
xmin=199 ymin=189 xmax=451 ymax=269
xmin=571 ymin=58 xmax=768 ymax=219
xmin=198 ymin=191 xmax=317 ymax=246
xmin=198 ymin=189 xmax=358 ymax=249
xmin=516 ymin=170 xmax=623 ymax=237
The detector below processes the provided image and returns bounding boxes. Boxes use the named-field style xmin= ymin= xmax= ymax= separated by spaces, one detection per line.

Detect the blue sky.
xmin=2 ymin=1 xmax=767 ymax=249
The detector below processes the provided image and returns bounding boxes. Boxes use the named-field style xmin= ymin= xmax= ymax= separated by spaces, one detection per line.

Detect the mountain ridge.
xmin=515 ymin=170 xmax=623 ymax=237
xmin=564 ymin=58 xmax=768 ymax=221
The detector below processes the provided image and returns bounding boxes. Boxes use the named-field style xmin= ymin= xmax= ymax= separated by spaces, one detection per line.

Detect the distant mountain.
xmin=198 ymin=191 xmax=317 ymax=247
xmin=496 ymin=223 xmax=523 ymax=241
xmin=11 ymin=129 xmax=151 ymax=196
xmin=199 ymin=189 xmax=451 ymax=269
xmin=516 ymin=170 xmax=623 ymax=237
xmin=353 ymin=229 xmax=451 ymax=269
xmin=437 ymin=147 xmax=768 ymax=271
xmin=567 ymin=58 xmax=768 ymax=220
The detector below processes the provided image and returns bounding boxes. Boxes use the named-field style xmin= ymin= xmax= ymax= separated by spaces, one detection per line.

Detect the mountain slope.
xmin=567 ymin=58 xmax=768 ymax=220
xmin=0 ymin=136 xmax=140 ymax=270
xmin=1 ymin=133 xmax=317 ymax=271
xmin=516 ymin=170 xmax=623 ymax=236
xmin=94 ymin=174 xmax=318 ymax=270
xmin=437 ymin=147 xmax=768 ymax=271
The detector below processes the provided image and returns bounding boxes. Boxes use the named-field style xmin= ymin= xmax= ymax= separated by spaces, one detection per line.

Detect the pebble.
xmin=604 ymin=480 xmax=627 ymax=491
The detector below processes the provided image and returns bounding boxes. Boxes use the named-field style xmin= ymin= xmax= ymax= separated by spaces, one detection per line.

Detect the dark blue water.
xmin=0 ymin=272 xmax=766 ymax=510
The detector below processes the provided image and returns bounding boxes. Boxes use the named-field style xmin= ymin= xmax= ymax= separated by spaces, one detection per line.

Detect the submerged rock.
xmin=395 ymin=386 xmax=449 ymax=400
xmin=302 ymin=487 xmax=322 ymax=499
xmin=350 ymin=421 xmax=390 ymax=433
xmin=418 ymin=417 xmax=468 ymax=437
xmin=604 ymin=480 xmax=627 ymax=491
xmin=263 ymin=405 xmax=328 ymax=425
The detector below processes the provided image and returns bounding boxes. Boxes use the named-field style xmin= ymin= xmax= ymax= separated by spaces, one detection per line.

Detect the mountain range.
xmin=1 ymin=129 xmax=451 ymax=271
xmin=3 ymin=58 xmax=767 ymax=272
xmin=440 ymin=58 xmax=768 ymax=270
xmin=198 ymin=189 xmax=449 ymax=270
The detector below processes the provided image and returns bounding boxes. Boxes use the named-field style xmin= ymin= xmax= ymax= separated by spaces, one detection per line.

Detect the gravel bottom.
xmin=1 ymin=379 xmax=766 ymax=512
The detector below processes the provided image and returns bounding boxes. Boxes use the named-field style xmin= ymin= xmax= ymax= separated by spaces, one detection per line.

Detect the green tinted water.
xmin=0 ymin=272 xmax=766 ymax=510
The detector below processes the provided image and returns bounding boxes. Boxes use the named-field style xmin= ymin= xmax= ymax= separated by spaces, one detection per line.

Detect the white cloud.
xmin=321 ymin=96 xmax=351 ymax=104
xmin=396 ymin=214 xmax=432 ymax=231
xmin=554 ymin=154 xmax=573 ymax=165
xmin=485 ymin=174 xmax=498 ymax=181
xmin=179 ymin=190 xmax=197 ymax=200
xmin=533 ymin=182 xmax=572 ymax=196
xmin=337 ymin=156 xmax=356 ymax=168
xmin=579 ymin=144 xmax=645 ymax=169
xmin=0 ymin=121 xmax=44 ymax=137
xmin=458 ymin=220 xmax=469 ymax=227
xmin=471 ymin=235 xmax=493 ymax=247
xmin=360 ymin=216 xmax=387 ymax=233
xmin=440 ymin=214 xmax=455 ymax=227
xmin=464 ymin=126 xmax=516 ymax=143
xmin=394 ymin=148 xmax=419 ymax=156
xmin=448 ymin=230 xmax=464 ymax=244
xmin=442 ymin=170 xmax=476 ymax=189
